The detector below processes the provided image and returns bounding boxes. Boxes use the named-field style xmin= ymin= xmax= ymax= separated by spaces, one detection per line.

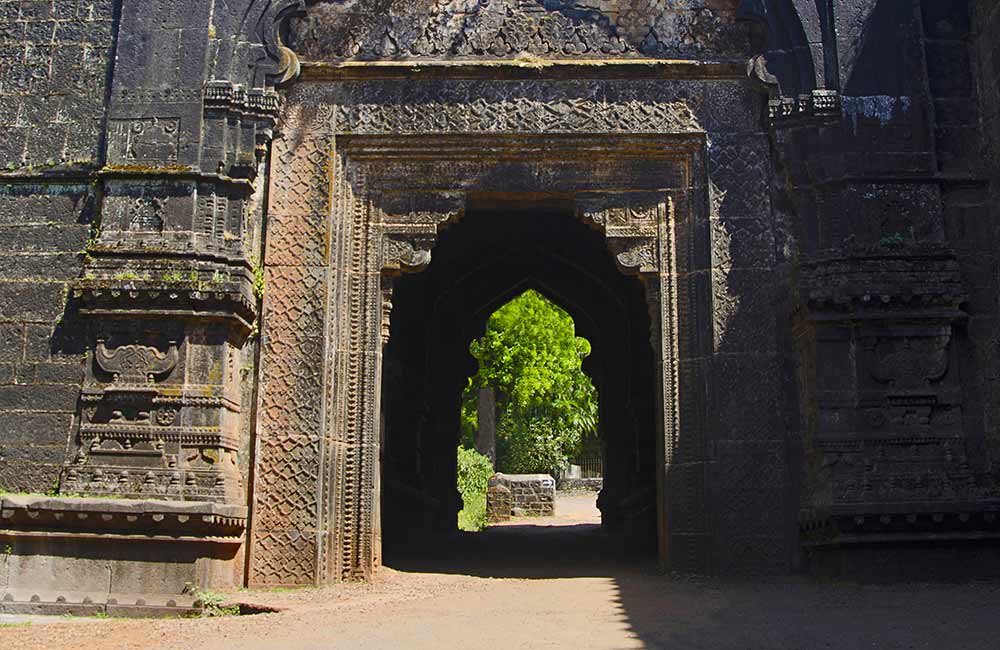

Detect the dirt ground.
xmin=3 ymin=492 xmax=1000 ymax=650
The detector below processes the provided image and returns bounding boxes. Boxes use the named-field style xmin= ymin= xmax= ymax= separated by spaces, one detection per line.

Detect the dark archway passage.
xmin=380 ymin=196 xmax=658 ymax=571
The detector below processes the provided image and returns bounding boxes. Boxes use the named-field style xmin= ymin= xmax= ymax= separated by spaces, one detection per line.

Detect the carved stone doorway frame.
xmin=250 ymin=106 xmax=712 ymax=585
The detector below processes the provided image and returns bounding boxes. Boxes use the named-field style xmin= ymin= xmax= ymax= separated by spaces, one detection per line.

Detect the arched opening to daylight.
xmin=379 ymin=196 xmax=658 ymax=575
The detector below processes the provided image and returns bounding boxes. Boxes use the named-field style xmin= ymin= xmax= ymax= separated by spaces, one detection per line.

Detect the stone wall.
xmin=488 ymin=474 xmax=556 ymax=519
xmin=0 ymin=0 xmax=998 ymax=597
xmin=972 ymin=0 xmax=1000 ymax=476
xmin=0 ymin=0 xmax=114 ymax=168
xmin=0 ymin=0 xmax=117 ymax=492
xmin=775 ymin=0 xmax=1000 ymax=578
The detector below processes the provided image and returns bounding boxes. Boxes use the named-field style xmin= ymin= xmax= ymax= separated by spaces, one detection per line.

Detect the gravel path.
xmin=3 ymin=493 xmax=999 ymax=650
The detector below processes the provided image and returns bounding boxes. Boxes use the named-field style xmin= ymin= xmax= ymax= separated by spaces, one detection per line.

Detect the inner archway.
xmin=459 ymin=288 xmax=600 ymax=492
xmin=380 ymin=196 xmax=659 ymax=571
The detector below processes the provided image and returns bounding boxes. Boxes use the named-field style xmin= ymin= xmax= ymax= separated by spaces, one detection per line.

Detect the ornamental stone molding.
xmin=252 ymin=117 xmax=713 ymax=582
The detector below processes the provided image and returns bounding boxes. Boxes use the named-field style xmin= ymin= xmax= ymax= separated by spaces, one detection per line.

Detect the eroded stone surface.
xmin=0 ymin=0 xmax=997 ymax=603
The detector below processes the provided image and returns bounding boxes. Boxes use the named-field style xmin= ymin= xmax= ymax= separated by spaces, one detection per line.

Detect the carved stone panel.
xmin=252 ymin=74 xmax=779 ymax=582
xmin=291 ymin=0 xmax=749 ymax=61
xmin=107 ymin=117 xmax=181 ymax=165
xmin=251 ymin=107 xmax=335 ymax=586
xmin=62 ymin=320 xmax=246 ymax=505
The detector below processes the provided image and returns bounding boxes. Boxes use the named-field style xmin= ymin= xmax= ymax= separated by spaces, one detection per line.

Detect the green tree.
xmin=462 ymin=290 xmax=598 ymax=474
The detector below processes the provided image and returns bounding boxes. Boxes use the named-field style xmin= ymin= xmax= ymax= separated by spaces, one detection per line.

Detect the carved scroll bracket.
xmin=376 ymin=191 xmax=466 ymax=276
xmin=375 ymin=191 xmax=466 ymax=349
xmin=576 ymin=192 xmax=666 ymax=276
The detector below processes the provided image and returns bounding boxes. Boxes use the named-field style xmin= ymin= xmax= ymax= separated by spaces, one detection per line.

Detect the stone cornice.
xmin=0 ymin=496 xmax=247 ymax=542
xmin=72 ymin=280 xmax=257 ymax=333
xmin=299 ymin=58 xmax=751 ymax=82
xmin=800 ymin=245 xmax=967 ymax=319
xmin=801 ymin=502 xmax=1000 ymax=547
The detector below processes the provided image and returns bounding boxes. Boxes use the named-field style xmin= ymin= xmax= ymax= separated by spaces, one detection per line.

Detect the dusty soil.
xmin=4 ymin=493 xmax=1000 ymax=650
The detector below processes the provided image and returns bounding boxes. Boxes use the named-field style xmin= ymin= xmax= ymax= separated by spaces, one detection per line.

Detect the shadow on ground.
xmin=385 ymin=510 xmax=1000 ymax=650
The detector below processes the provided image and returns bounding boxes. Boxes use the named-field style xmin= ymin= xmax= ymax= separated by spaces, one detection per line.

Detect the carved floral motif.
xmin=292 ymin=0 xmax=748 ymax=61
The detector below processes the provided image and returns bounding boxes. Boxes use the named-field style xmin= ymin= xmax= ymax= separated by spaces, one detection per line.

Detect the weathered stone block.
xmin=486 ymin=481 xmax=512 ymax=525
xmin=31 ymin=361 xmax=83 ymax=385
xmin=0 ymin=411 xmax=73 ymax=446
xmin=0 ymin=282 xmax=68 ymax=322
xmin=0 ymin=253 xmax=84 ymax=281
xmin=488 ymin=474 xmax=556 ymax=518
xmin=0 ymin=323 xmax=23 ymax=361
xmin=0 ymin=224 xmax=88 ymax=254
xmin=0 ymin=384 xmax=78 ymax=411
xmin=0 ymin=456 xmax=60 ymax=494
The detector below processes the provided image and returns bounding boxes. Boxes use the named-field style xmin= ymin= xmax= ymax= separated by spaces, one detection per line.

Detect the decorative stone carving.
xmin=291 ymin=0 xmax=750 ymax=61
xmin=333 ymin=93 xmax=700 ymax=135
xmin=107 ymin=117 xmax=181 ymax=165
xmin=381 ymin=235 xmax=435 ymax=274
xmin=577 ymin=192 xmax=665 ymax=276
xmin=252 ymin=0 xmax=313 ymax=85
xmin=869 ymin=336 xmax=950 ymax=391
xmin=381 ymin=277 xmax=394 ymax=347
xmin=94 ymin=339 xmax=179 ymax=384
xmin=798 ymin=242 xmax=977 ymax=548
xmin=126 ymin=197 xmax=166 ymax=232
xmin=611 ymin=237 xmax=660 ymax=274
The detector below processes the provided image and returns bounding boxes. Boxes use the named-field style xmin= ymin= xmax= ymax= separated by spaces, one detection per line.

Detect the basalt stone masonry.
xmin=0 ymin=0 xmax=996 ymax=608
xmin=489 ymin=474 xmax=557 ymax=519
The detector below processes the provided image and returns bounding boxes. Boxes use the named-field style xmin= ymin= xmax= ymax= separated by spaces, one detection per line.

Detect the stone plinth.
xmin=487 ymin=474 xmax=556 ymax=520
xmin=0 ymin=495 xmax=245 ymax=617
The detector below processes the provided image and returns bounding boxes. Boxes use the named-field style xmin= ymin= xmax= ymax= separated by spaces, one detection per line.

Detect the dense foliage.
xmin=456 ymin=445 xmax=494 ymax=531
xmin=461 ymin=290 xmax=599 ymax=475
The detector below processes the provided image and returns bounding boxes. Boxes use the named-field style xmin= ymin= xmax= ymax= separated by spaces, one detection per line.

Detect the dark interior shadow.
xmin=385 ymin=521 xmax=656 ymax=580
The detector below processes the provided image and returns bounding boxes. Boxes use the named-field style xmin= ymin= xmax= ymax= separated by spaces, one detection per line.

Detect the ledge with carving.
xmin=0 ymin=495 xmax=245 ymax=617
xmin=801 ymin=499 xmax=1000 ymax=548
xmin=72 ymin=275 xmax=257 ymax=336
xmin=204 ymin=82 xmax=281 ymax=121
xmin=0 ymin=495 xmax=246 ymax=543
xmin=799 ymin=243 xmax=967 ymax=322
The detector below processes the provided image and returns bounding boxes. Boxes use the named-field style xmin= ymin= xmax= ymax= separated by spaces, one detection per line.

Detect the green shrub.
xmin=456 ymin=445 xmax=493 ymax=532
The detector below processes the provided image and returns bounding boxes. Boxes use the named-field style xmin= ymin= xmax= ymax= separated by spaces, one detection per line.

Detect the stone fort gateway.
xmin=0 ymin=0 xmax=999 ymax=613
